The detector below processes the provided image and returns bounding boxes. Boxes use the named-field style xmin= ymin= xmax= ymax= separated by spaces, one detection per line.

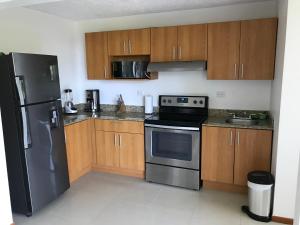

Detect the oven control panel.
xmin=160 ymin=96 xmax=207 ymax=108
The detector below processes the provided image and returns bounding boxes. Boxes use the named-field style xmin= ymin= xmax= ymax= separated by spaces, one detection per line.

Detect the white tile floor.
xmin=13 ymin=172 xmax=281 ymax=225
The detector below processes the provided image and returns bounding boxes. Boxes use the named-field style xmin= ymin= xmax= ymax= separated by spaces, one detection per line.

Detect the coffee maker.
xmin=85 ymin=89 xmax=100 ymax=112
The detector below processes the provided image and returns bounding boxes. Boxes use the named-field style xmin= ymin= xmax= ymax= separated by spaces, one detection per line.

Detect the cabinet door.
xmin=119 ymin=133 xmax=145 ymax=172
xmin=177 ymin=24 xmax=207 ymax=61
xmin=201 ymin=126 xmax=235 ymax=184
xmin=151 ymin=26 xmax=178 ymax=62
xmin=234 ymin=129 xmax=272 ymax=186
xmin=128 ymin=28 xmax=150 ymax=55
xmin=108 ymin=30 xmax=128 ymax=56
xmin=207 ymin=21 xmax=241 ymax=80
xmin=64 ymin=120 xmax=92 ymax=183
xmin=239 ymin=18 xmax=277 ymax=80
xmin=96 ymin=131 xmax=119 ymax=167
xmin=85 ymin=32 xmax=109 ymax=80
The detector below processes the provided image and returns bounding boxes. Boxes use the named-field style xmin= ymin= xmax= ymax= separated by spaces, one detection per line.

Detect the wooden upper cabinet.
xmin=108 ymin=30 xmax=128 ymax=56
xmin=234 ymin=129 xmax=272 ymax=186
xmin=85 ymin=32 xmax=109 ymax=80
xmin=239 ymin=18 xmax=277 ymax=80
xmin=128 ymin=28 xmax=150 ymax=55
xmin=108 ymin=28 xmax=150 ymax=56
xmin=151 ymin=26 xmax=178 ymax=62
xmin=207 ymin=21 xmax=241 ymax=80
xmin=202 ymin=126 xmax=235 ymax=184
xmin=177 ymin=24 xmax=207 ymax=61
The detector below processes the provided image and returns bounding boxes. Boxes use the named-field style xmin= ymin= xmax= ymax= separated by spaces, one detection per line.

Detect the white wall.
xmin=0 ymin=7 xmax=82 ymax=102
xmin=272 ymin=0 xmax=300 ymax=219
xmin=0 ymin=112 xmax=13 ymax=225
xmin=270 ymin=0 xmax=288 ymax=174
xmin=75 ymin=0 xmax=277 ymax=109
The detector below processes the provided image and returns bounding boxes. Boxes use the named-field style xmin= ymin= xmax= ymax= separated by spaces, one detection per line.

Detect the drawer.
xmin=95 ymin=119 xmax=144 ymax=134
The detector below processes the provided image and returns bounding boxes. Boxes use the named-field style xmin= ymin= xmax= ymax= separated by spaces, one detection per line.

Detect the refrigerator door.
xmin=22 ymin=100 xmax=69 ymax=213
xmin=11 ymin=53 xmax=61 ymax=105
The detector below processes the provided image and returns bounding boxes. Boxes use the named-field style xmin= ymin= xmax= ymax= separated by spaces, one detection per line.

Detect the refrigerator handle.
xmin=21 ymin=107 xmax=32 ymax=149
xmin=15 ymin=76 xmax=26 ymax=105
xmin=50 ymin=108 xmax=60 ymax=128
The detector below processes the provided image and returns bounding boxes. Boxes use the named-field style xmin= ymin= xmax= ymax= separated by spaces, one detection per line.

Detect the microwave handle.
xmin=132 ymin=61 xmax=136 ymax=78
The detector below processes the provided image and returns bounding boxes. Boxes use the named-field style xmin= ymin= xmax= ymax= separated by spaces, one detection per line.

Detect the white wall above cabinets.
xmin=82 ymin=71 xmax=272 ymax=110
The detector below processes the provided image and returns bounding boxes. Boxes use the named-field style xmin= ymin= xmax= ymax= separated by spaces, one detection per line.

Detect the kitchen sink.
xmin=225 ymin=118 xmax=259 ymax=126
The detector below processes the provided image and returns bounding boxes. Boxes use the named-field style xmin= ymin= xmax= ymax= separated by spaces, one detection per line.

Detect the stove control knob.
xmin=193 ymin=100 xmax=197 ymax=104
xmin=162 ymin=99 xmax=167 ymax=103
xmin=199 ymin=100 xmax=204 ymax=105
xmin=168 ymin=99 xmax=172 ymax=103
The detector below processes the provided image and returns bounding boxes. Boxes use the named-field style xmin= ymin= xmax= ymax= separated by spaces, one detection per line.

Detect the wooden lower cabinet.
xmin=201 ymin=126 xmax=272 ymax=191
xmin=119 ymin=133 xmax=144 ymax=172
xmin=234 ymin=129 xmax=272 ymax=185
xmin=202 ymin=126 xmax=235 ymax=184
xmin=95 ymin=131 xmax=119 ymax=168
xmin=94 ymin=119 xmax=145 ymax=178
xmin=64 ymin=119 xmax=93 ymax=183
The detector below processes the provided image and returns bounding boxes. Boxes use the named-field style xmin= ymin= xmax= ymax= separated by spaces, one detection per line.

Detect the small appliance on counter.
xmin=144 ymin=95 xmax=153 ymax=114
xmin=63 ymin=89 xmax=77 ymax=114
xmin=112 ymin=60 xmax=149 ymax=79
xmin=85 ymin=89 xmax=100 ymax=112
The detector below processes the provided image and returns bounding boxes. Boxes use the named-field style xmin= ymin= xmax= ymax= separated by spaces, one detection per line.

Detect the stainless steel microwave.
xmin=112 ymin=60 xmax=149 ymax=79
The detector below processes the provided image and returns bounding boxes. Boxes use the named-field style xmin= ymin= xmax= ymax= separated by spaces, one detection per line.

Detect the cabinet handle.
xmin=230 ymin=130 xmax=233 ymax=145
xmin=119 ymin=134 xmax=121 ymax=147
xmin=179 ymin=46 xmax=182 ymax=60
xmin=104 ymin=67 xmax=107 ymax=79
xmin=114 ymin=134 xmax=117 ymax=147
xmin=128 ymin=40 xmax=132 ymax=54
xmin=237 ymin=131 xmax=240 ymax=145
xmin=234 ymin=64 xmax=237 ymax=79
xmin=241 ymin=64 xmax=244 ymax=79
xmin=123 ymin=40 xmax=126 ymax=54
xmin=172 ymin=46 xmax=176 ymax=60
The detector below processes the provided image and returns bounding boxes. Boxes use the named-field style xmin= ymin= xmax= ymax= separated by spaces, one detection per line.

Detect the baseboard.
xmin=92 ymin=166 xmax=145 ymax=179
xmin=203 ymin=181 xmax=248 ymax=194
xmin=272 ymin=216 xmax=293 ymax=224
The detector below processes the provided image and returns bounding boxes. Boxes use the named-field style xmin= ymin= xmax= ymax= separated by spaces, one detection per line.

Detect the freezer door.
xmin=11 ymin=53 xmax=61 ymax=105
xmin=22 ymin=100 xmax=69 ymax=213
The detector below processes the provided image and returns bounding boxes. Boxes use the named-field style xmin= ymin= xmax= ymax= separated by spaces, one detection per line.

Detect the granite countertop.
xmin=203 ymin=116 xmax=273 ymax=130
xmin=64 ymin=111 xmax=152 ymax=126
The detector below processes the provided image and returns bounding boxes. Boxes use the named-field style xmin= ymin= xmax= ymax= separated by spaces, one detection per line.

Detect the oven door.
xmin=145 ymin=124 xmax=200 ymax=170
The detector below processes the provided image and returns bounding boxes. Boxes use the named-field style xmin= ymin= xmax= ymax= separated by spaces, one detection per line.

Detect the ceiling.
xmin=0 ymin=0 xmax=272 ymax=21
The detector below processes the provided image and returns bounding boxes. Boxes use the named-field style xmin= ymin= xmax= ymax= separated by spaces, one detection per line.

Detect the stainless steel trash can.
xmin=242 ymin=171 xmax=274 ymax=222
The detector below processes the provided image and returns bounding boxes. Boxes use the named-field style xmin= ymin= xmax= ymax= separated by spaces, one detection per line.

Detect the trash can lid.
xmin=248 ymin=171 xmax=274 ymax=185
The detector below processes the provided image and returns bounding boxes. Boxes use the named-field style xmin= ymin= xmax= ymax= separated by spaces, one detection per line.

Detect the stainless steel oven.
xmin=145 ymin=124 xmax=200 ymax=169
xmin=144 ymin=95 xmax=208 ymax=190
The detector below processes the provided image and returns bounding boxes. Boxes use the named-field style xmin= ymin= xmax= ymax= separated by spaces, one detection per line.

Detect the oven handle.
xmin=144 ymin=124 xmax=200 ymax=131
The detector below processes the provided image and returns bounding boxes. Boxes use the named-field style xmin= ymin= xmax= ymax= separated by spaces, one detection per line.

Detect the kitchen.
xmin=0 ymin=0 xmax=300 ymax=225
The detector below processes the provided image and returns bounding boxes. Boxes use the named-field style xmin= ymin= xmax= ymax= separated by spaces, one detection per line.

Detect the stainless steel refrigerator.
xmin=0 ymin=52 xmax=70 ymax=216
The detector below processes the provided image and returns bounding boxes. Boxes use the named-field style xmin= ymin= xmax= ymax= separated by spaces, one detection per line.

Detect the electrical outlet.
xmin=216 ymin=91 xmax=226 ymax=98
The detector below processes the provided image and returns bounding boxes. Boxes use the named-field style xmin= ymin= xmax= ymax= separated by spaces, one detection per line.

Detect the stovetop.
xmin=144 ymin=114 xmax=208 ymax=128
xmin=145 ymin=95 xmax=209 ymax=128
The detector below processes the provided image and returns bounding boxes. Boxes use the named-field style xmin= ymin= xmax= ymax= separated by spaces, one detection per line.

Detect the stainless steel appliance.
xmin=0 ymin=53 xmax=70 ymax=216
xmin=145 ymin=95 xmax=208 ymax=190
xmin=63 ymin=89 xmax=77 ymax=114
xmin=85 ymin=89 xmax=100 ymax=112
xmin=112 ymin=60 xmax=149 ymax=79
